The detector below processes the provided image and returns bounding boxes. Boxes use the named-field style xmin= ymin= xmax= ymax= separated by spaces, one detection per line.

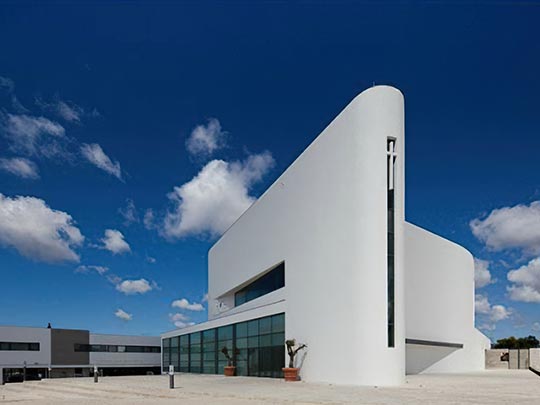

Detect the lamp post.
xmin=23 ymin=361 xmax=27 ymax=382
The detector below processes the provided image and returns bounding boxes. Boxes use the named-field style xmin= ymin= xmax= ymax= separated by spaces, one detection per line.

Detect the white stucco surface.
xmin=204 ymin=86 xmax=406 ymax=386
xmin=162 ymin=85 xmax=488 ymax=386
xmin=404 ymin=223 xmax=490 ymax=373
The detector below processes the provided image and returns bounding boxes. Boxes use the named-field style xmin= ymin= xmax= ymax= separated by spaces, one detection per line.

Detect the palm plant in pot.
xmin=283 ymin=339 xmax=306 ymax=381
xmin=220 ymin=346 xmax=237 ymax=376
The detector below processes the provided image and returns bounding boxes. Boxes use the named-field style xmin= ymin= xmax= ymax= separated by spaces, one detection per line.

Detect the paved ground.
xmin=0 ymin=370 xmax=539 ymax=404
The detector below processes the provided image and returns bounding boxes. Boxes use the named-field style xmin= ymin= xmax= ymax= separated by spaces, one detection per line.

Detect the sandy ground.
xmin=0 ymin=370 xmax=539 ymax=404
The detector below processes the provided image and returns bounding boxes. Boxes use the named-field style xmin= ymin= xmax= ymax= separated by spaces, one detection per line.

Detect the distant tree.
xmin=493 ymin=335 xmax=539 ymax=349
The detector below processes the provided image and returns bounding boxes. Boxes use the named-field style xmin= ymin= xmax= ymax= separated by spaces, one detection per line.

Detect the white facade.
xmin=1 ymin=326 xmax=161 ymax=383
xmin=0 ymin=326 xmax=51 ymax=368
xmin=162 ymin=86 xmax=489 ymax=386
xmin=404 ymin=223 xmax=490 ymax=373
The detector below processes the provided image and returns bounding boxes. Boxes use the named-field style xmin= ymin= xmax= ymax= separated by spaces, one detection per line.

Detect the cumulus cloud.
xmin=2 ymin=113 xmax=66 ymax=157
xmin=119 ymin=199 xmax=139 ymax=225
xmin=100 ymin=229 xmax=131 ymax=255
xmin=171 ymin=298 xmax=204 ymax=311
xmin=474 ymin=258 xmax=493 ymax=289
xmin=470 ymin=201 xmax=540 ymax=255
xmin=116 ymin=278 xmax=154 ymax=295
xmin=163 ymin=152 xmax=275 ymax=239
xmin=75 ymin=265 xmax=108 ymax=275
xmin=80 ymin=143 xmax=122 ymax=180
xmin=168 ymin=313 xmax=195 ymax=328
xmin=115 ymin=308 xmax=132 ymax=321
xmin=507 ymin=257 xmax=540 ymax=303
xmin=475 ymin=293 xmax=511 ymax=331
xmin=185 ymin=118 xmax=226 ymax=158
xmin=0 ymin=157 xmax=39 ymax=179
xmin=0 ymin=193 xmax=84 ymax=263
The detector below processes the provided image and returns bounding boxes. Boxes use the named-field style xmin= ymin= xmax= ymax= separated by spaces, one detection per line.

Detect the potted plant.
xmin=283 ymin=339 xmax=307 ymax=381
xmin=221 ymin=346 xmax=236 ymax=376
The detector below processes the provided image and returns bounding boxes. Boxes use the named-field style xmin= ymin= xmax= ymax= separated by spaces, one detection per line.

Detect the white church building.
xmin=161 ymin=85 xmax=490 ymax=386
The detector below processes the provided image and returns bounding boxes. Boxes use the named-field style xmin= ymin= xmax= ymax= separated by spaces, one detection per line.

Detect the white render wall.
xmin=208 ymin=86 xmax=406 ymax=386
xmin=404 ymin=223 xmax=490 ymax=374
xmin=89 ymin=334 xmax=160 ymax=367
xmin=0 ymin=326 xmax=51 ymax=367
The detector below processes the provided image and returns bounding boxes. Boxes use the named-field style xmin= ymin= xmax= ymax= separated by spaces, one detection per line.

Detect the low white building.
xmin=162 ymin=86 xmax=490 ymax=386
xmin=0 ymin=326 xmax=160 ymax=383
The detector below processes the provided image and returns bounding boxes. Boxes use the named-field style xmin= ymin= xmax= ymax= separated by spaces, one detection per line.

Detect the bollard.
xmin=93 ymin=366 xmax=98 ymax=383
xmin=168 ymin=365 xmax=174 ymax=389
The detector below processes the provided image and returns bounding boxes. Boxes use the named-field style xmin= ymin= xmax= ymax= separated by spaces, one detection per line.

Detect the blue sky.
xmin=0 ymin=2 xmax=539 ymax=340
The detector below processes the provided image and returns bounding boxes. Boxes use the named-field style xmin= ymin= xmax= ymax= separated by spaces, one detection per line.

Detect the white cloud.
xmin=507 ymin=257 xmax=540 ymax=303
xmin=533 ymin=322 xmax=540 ymax=332
xmin=470 ymin=201 xmax=540 ymax=255
xmin=35 ymin=97 xmax=100 ymax=123
xmin=0 ymin=193 xmax=84 ymax=263
xmin=475 ymin=293 xmax=511 ymax=331
xmin=163 ymin=152 xmax=274 ymax=239
xmin=80 ymin=143 xmax=122 ymax=180
xmin=490 ymin=305 xmax=511 ymax=322
xmin=75 ymin=265 xmax=108 ymax=275
xmin=474 ymin=258 xmax=493 ymax=289
xmin=2 ymin=113 xmax=65 ymax=156
xmin=143 ymin=209 xmax=155 ymax=230
xmin=100 ymin=229 xmax=131 ymax=255
xmin=119 ymin=199 xmax=139 ymax=225
xmin=168 ymin=312 xmax=196 ymax=329
xmin=146 ymin=256 xmax=156 ymax=264
xmin=0 ymin=157 xmax=39 ymax=179
xmin=0 ymin=76 xmax=15 ymax=92
xmin=171 ymin=298 xmax=204 ymax=311
xmin=55 ymin=101 xmax=83 ymax=122
xmin=173 ymin=320 xmax=195 ymax=329
xmin=0 ymin=76 xmax=27 ymax=112
xmin=116 ymin=279 xmax=153 ymax=295
xmin=185 ymin=118 xmax=226 ymax=158
xmin=115 ymin=308 xmax=132 ymax=321
xmin=475 ymin=294 xmax=491 ymax=314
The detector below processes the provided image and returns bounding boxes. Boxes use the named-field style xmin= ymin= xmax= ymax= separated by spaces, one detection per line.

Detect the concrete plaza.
xmin=0 ymin=370 xmax=538 ymax=404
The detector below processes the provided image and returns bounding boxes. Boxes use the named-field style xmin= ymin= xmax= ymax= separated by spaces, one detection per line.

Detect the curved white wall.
xmin=404 ymin=222 xmax=490 ymax=373
xmin=209 ymin=86 xmax=405 ymax=386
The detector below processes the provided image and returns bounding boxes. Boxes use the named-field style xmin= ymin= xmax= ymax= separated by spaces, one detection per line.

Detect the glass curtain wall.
xmin=162 ymin=313 xmax=284 ymax=378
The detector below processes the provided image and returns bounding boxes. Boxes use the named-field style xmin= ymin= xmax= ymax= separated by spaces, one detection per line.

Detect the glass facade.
xmin=387 ymin=138 xmax=396 ymax=348
xmin=235 ymin=262 xmax=285 ymax=307
xmin=163 ymin=313 xmax=285 ymax=378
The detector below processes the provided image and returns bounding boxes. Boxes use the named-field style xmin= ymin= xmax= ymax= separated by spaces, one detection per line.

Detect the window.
xmin=387 ymin=138 xmax=397 ymax=348
xmin=74 ymin=344 xmax=161 ymax=353
xmin=0 ymin=342 xmax=40 ymax=351
xmin=235 ymin=262 xmax=285 ymax=307
xmin=163 ymin=313 xmax=285 ymax=378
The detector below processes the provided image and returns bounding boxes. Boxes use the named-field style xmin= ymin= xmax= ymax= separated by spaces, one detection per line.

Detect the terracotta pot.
xmin=282 ymin=367 xmax=299 ymax=381
xmin=224 ymin=366 xmax=236 ymax=377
